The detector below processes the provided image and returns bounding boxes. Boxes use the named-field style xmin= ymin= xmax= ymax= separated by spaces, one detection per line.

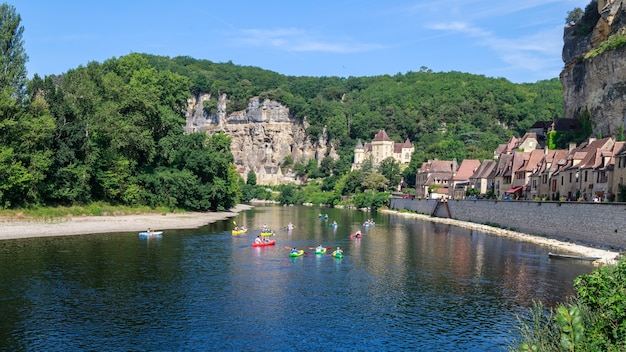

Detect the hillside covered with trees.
xmin=0 ymin=3 xmax=568 ymax=211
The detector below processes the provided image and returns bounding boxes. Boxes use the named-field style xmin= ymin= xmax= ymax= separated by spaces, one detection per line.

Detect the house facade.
xmin=612 ymin=144 xmax=626 ymax=200
xmin=415 ymin=159 xmax=457 ymax=198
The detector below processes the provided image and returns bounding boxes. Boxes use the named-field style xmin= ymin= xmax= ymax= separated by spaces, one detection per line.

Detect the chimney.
xmin=569 ymin=142 xmax=577 ymax=152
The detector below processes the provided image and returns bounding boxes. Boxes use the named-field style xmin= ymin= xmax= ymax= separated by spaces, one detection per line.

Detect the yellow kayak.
xmin=232 ymin=229 xmax=248 ymax=235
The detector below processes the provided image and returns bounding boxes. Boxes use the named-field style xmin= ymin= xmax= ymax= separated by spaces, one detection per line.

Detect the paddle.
xmin=309 ymin=247 xmax=333 ymax=251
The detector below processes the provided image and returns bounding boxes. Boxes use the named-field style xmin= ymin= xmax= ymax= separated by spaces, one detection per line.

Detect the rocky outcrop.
xmin=185 ymin=93 xmax=338 ymax=184
xmin=561 ymin=0 xmax=626 ymax=137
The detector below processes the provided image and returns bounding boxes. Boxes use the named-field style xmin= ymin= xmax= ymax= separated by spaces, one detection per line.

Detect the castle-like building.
xmin=352 ymin=129 xmax=414 ymax=170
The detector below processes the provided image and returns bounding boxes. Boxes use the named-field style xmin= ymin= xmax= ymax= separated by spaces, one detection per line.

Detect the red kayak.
xmin=350 ymin=233 xmax=362 ymax=239
xmin=252 ymin=239 xmax=276 ymax=247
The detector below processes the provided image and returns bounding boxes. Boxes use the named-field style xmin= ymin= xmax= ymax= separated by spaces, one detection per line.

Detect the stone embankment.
xmin=389 ymin=198 xmax=623 ymax=265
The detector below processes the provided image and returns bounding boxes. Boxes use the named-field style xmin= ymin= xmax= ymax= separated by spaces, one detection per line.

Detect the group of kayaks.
xmin=289 ymin=246 xmax=343 ymax=258
xmin=231 ymin=217 xmax=374 ymax=258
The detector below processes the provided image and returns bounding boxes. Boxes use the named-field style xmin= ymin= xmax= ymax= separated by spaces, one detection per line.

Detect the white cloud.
xmin=236 ymin=28 xmax=382 ymax=53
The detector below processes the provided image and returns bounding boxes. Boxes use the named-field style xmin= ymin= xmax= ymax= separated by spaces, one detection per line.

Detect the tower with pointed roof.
xmin=352 ymin=129 xmax=414 ymax=170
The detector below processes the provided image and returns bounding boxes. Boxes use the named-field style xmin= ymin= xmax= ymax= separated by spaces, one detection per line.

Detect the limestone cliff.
xmin=561 ymin=0 xmax=626 ymax=137
xmin=185 ymin=93 xmax=338 ymax=185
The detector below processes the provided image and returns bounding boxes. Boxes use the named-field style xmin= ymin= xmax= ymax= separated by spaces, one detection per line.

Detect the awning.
xmin=505 ymin=186 xmax=523 ymax=193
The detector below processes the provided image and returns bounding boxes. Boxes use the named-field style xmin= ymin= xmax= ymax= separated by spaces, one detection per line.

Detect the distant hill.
xmin=141 ymin=54 xmax=564 ymax=166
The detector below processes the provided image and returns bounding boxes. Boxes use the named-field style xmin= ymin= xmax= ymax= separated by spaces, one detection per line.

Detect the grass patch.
xmin=584 ymin=34 xmax=626 ymax=60
xmin=0 ymin=202 xmax=180 ymax=221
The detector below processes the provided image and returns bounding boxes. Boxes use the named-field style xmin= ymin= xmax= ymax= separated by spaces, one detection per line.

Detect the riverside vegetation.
xmin=2 ymin=2 xmax=625 ymax=349
xmin=0 ymin=3 xmax=572 ymax=213
xmin=510 ymin=256 xmax=626 ymax=351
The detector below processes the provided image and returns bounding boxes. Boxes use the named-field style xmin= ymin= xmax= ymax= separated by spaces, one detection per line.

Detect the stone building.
xmin=352 ymin=130 xmax=414 ymax=170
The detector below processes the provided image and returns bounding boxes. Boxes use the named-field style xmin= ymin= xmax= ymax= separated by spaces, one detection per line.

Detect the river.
xmin=0 ymin=205 xmax=595 ymax=351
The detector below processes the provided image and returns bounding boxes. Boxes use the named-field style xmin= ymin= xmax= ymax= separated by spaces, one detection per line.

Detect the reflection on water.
xmin=0 ymin=205 xmax=594 ymax=351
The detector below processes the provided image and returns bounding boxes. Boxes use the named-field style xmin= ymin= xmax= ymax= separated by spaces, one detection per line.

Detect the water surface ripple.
xmin=0 ymin=205 xmax=594 ymax=351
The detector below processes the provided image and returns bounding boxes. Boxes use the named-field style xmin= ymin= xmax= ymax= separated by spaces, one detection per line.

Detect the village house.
xmin=415 ymin=159 xmax=457 ymax=198
xmin=352 ymin=129 xmax=414 ymax=170
xmin=612 ymin=144 xmax=626 ymax=200
xmin=489 ymin=154 xmax=514 ymax=199
xmin=449 ymin=159 xmax=481 ymax=199
xmin=529 ymin=148 xmax=569 ymax=200
xmin=468 ymin=160 xmax=496 ymax=195
xmin=509 ymin=149 xmax=544 ymax=199
xmin=549 ymin=138 xmax=615 ymax=201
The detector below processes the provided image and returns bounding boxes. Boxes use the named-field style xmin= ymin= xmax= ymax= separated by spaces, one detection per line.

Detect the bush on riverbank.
xmin=510 ymin=256 xmax=626 ymax=351
xmin=0 ymin=202 xmax=178 ymax=221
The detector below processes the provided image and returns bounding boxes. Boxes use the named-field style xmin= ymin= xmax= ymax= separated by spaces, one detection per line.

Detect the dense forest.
xmin=0 ymin=4 xmax=568 ymax=211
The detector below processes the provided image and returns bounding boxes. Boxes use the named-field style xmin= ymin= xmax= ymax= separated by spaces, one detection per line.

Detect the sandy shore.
xmin=382 ymin=209 xmax=621 ymax=265
xmin=0 ymin=204 xmax=253 ymax=241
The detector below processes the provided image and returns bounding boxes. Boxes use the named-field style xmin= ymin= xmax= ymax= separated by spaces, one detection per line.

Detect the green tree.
xmin=293 ymin=162 xmax=307 ymax=180
xmin=362 ymin=172 xmax=389 ymax=192
xmin=566 ymin=7 xmax=583 ymax=24
xmin=246 ymin=170 xmax=257 ymax=186
xmin=306 ymin=158 xmax=321 ymax=179
xmin=277 ymin=183 xmax=299 ymax=205
xmin=319 ymin=156 xmax=335 ymax=177
xmin=341 ymin=169 xmax=365 ymax=195
xmin=378 ymin=157 xmax=401 ymax=189
xmin=0 ymin=4 xmax=28 ymax=99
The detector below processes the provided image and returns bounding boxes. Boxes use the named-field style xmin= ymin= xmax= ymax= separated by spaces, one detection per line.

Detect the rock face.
xmin=560 ymin=0 xmax=626 ymax=137
xmin=185 ymin=93 xmax=338 ymax=185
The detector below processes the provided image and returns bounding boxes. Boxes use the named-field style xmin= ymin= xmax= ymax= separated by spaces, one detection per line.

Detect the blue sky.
xmin=12 ymin=0 xmax=590 ymax=83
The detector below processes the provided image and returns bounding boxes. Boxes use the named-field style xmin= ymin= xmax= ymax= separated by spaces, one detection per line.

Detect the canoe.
xmin=138 ymin=231 xmax=163 ymax=237
xmin=548 ymin=252 xmax=601 ymax=261
xmin=315 ymin=247 xmax=327 ymax=255
xmin=261 ymin=231 xmax=274 ymax=237
xmin=232 ymin=229 xmax=248 ymax=235
xmin=252 ymin=239 xmax=276 ymax=247
xmin=290 ymin=250 xmax=305 ymax=257
xmin=332 ymin=250 xmax=344 ymax=258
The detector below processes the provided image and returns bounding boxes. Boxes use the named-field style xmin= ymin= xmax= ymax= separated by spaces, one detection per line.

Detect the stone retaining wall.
xmin=390 ymin=198 xmax=626 ymax=251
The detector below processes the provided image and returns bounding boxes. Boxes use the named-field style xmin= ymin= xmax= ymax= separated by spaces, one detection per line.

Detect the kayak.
xmin=350 ymin=233 xmax=362 ymax=239
xmin=139 ymin=231 xmax=163 ymax=237
xmin=332 ymin=250 xmax=344 ymax=258
xmin=232 ymin=229 xmax=247 ymax=235
xmin=315 ymin=247 xmax=327 ymax=255
xmin=252 ymin=239 xmax=276 ymax=247
xmin=290 ymin=250 xmax=305 ymax=257
xmin=261 ymin=231 xmax=274 ymax=237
